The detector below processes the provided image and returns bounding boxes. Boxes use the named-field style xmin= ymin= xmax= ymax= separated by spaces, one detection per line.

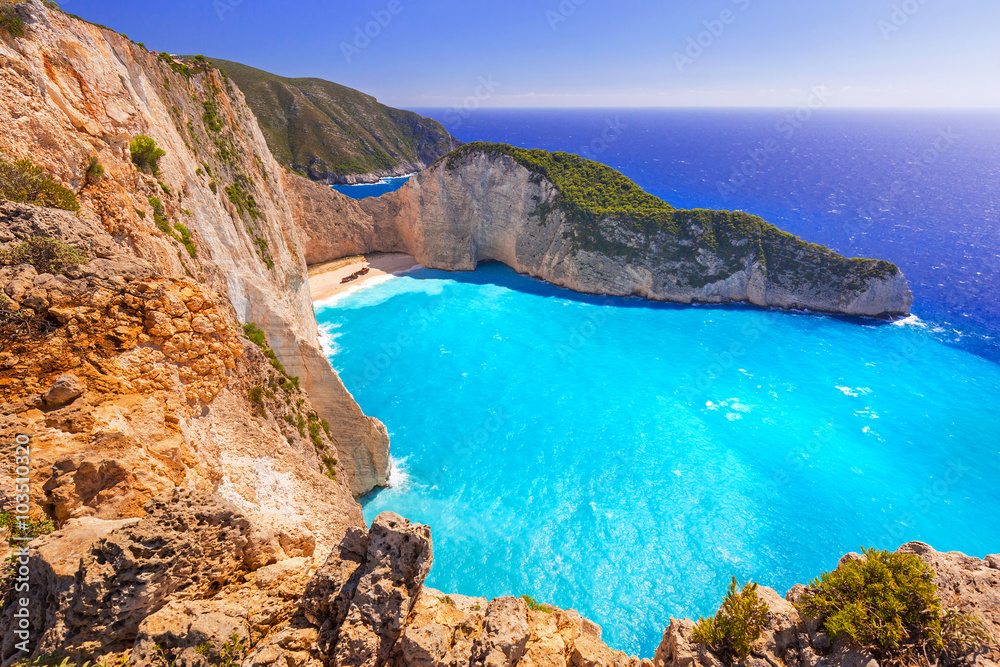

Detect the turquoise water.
xmin=316 ymin=263 xmax=1000 ymax=658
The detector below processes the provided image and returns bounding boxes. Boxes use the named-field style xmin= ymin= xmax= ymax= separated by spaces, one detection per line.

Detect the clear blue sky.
xmin=64 ymin=0 xmax=998 ymax=108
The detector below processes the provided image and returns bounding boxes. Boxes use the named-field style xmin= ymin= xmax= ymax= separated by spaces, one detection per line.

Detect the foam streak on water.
xmin=317 ymin=264 xmax=1000 ymax=658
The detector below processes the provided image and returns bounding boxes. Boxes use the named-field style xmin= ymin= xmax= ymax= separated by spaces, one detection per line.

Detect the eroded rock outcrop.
xmin=0 ymin=489 xmax=326 ymax=663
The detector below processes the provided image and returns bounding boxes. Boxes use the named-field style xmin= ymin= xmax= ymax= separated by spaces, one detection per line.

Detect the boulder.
xmin=41 ymin=373 xmax=85 ymax=408
xmin=470 ymin=597 xmax=531 ymax=667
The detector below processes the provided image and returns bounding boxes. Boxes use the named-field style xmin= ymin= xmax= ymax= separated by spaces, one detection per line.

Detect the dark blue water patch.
xmin=331 ymin=174 xmax=412 ymax=199
xmin=411 ymin=108 xmax=1000 ymax=363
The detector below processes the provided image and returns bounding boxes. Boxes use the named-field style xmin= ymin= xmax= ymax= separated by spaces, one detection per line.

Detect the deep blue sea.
xmin=316 ymin=110 xmax=1000 ymax=658
xmin=415 ymin=108 xmax=1000 ymax=363
xmin=331 ymin=174 xmax=412 ymax=198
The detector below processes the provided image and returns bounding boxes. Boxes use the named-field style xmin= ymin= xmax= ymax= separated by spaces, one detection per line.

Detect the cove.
xmin=315 ymin=262 xmax=1000 ymax=658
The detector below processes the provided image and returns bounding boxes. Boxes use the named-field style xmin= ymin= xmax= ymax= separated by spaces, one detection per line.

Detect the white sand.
xmin=308 ymin=252 xmax=418 ymax=301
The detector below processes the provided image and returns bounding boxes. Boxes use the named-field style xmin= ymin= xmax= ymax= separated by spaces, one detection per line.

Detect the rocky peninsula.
xmin=293 ymin=144 xmax=913 ymax=319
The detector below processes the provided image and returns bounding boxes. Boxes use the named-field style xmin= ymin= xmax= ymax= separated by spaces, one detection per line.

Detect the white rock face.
xmin=353 ymin=152 xmax=913 ymax=318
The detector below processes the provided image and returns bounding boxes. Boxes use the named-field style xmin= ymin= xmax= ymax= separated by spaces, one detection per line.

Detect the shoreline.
xmin=308 ymin=252 xmax=419 ymax=302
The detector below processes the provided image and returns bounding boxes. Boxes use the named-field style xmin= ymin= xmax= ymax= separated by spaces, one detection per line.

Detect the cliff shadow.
xmin=411 ymin=261 xmax=898 ymax=328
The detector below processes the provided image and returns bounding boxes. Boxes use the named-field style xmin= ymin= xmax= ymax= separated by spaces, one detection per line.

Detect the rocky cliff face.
xmin=0 ymin=0 xmax=388 ymax=495
xmin=353 ymin=150 xmax=913 ymax=318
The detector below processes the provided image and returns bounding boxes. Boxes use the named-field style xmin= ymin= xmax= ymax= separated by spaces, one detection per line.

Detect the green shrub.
xmin=159 ymin=180 xmax=171 ymax=195
xmin=522 ymin=595 xmax=553 ymax=614
xmin=202 ymin=99 xmax=224 ymax=133
xmin=692 ymin=577 xmax=769 ymax=664
xmin=0 ymin=6 xmax=25 ymax=38
xmin=248 ymin=386 xmax=264 ymax=411
xmin=173 ymin=222 xmax=196 ymax=258
xmin=148 ymin=196 xmax=169 ymax=233
xmin=243 ymin=322 xmax=267 ymax=348
xmin=0 ymin=236 xmax=88 ymax=275
xmin=321 ymin=455 xmax=338 ymax=481
xmin=220 ymin=633 xmax=245 ymax=667
xmin=795 ymin=548 xmax=943 ymax=661
xmin=1 ymin=511 xmax=55 ymax=544
xmin=940 ymin=610 xmax=993 ymax=664
xmin=130 ymin=134 xmax=166 ymax=176
xmin=85 ymin=156 xmax=104 ymax=183
xmin=225 ymin=179 xmax=262 ymax=220
xmin=0 ymin=157 xmax=80 ymax=211
xmin=308 ymin=421 xmax=323 ymax=448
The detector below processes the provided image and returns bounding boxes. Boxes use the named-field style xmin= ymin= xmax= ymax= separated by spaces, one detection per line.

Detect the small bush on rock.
xmin=795 ymin=548 xmax=946 ymax=663
xmin=0 ymin=157 xmax=80 ymax=211
xmin=0 ymin=6 xmax=25 ymax=38
xmin=522 ymin=595 xmax=553 ymax=614
xmin=130 ymin=134 xmax=166 ymax=176
xmin=85 ymin=156 xmax=104 ymax=183
xmin=692 ymin=577 xmax=769 ymax=664
xmin=0 ymin=236 xmax=88 ymax=275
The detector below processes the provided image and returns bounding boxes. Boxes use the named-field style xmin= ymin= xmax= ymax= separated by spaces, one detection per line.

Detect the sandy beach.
xmin=308 ymin=252 xmax=418 ymax=301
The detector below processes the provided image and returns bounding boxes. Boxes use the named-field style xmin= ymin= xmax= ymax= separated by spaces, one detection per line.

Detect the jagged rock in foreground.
xmin=0 ymin=0 xmax=388 ymax=495
xmin=2 ymin=480 xmax=998 ymax=667
xmin=292 ymin=145 xmax=913 ymax=319
xmin=0 ymin=493 xmax=649 ymax=667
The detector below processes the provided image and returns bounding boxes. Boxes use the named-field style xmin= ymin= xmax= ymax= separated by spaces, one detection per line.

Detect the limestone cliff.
xmin=295 ymin=145 xmax=913 ymax=319
xmin=0 ymin=0 xmax=388 ymax=495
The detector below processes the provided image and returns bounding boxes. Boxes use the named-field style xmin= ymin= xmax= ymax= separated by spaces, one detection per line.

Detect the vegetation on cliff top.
xmin=209 ymin=58 xmax=459 ymax=181
xmin=692 ymin=577 xmax=770 ymax=664
xmin=443 ymin=143 xmax=901 ymax=292
xmin=796 ymin=548 xmax=992 ymax=666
